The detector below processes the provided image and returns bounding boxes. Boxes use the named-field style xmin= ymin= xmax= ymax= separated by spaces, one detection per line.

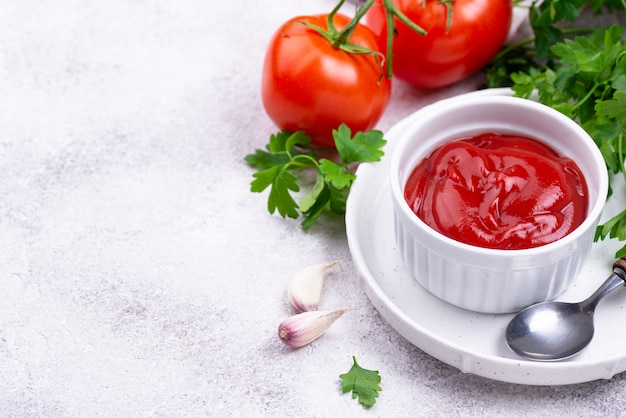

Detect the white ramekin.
xmin=390 ymin=95 xmax=608 ymax=314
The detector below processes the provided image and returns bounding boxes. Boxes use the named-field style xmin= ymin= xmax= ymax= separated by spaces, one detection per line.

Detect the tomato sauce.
xmin=404 ymin=132 xmax=589 ymax=250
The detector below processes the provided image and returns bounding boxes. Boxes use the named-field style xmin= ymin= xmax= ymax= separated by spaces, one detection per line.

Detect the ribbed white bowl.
xmin=390 ymin=95 xmax=608 ymax=314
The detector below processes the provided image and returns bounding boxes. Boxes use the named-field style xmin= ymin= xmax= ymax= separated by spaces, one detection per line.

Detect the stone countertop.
xmin=1 ymin=0 xmax=625 ymax=416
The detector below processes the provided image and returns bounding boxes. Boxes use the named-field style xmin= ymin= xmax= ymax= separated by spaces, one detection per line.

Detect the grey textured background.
xmin=1 ymin=0 xmax=625 ymax=416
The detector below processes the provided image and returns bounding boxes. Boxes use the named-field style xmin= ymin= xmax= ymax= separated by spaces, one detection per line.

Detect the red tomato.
xmin=262 ymin=14 xmax=391 ymax=148
xmin=366 ymin=0 xmax=513 ymax=88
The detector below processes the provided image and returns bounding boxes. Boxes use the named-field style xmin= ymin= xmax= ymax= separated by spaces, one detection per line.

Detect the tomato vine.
xmin=313 ymin=0 xmax=429 ymax=78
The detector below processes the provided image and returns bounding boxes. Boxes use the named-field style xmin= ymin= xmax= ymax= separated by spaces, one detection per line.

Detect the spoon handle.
xmin=579 ymin=256 xmax=626 ymax=312
xmin=581 ymin=272 xmax=625 ymax=312
xmin=613 ymin=255 xmax=626 ymax=279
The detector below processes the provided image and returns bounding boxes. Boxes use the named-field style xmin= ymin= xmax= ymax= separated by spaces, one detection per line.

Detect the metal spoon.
xmin=505 ymin=256 xmax=626 ymax=361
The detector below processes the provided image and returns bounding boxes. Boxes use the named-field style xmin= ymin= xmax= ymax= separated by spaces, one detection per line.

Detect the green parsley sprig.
xmin=339 ymin=356 xmax=382 ymax=408
xmin=244 ymin=124 xmax=386 ymax=228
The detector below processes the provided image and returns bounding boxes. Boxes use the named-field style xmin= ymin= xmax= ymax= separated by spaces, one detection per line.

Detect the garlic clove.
xmin=287 ymin=261 xmax=339 ymax=313
xmin=278 ymin=309 xmax=349 ymax=348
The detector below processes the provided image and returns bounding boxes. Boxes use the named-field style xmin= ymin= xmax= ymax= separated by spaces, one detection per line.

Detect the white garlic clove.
xmin=287 ymin=261 xmax=339 ymax=313
xmin=278 ymin=309 xmax=349 ymax=348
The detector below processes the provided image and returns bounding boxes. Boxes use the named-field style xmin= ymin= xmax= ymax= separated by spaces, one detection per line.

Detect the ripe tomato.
xmin=366 ymin=0 xmax=513 ymax=88
xmin=261 ymin=14 xmax=391 ymax=148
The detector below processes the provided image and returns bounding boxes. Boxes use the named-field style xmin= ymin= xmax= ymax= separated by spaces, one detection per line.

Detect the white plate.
xmin=345 ymin=89 xmax=626 ymax=385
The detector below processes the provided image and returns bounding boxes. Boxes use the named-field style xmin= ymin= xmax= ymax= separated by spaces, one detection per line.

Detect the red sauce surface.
xmin=404 ymin=132 xmax=589 ymax=250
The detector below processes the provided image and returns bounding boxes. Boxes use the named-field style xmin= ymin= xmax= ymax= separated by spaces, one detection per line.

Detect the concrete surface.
xmin=1 ymin=0 xmax=625 ymax=416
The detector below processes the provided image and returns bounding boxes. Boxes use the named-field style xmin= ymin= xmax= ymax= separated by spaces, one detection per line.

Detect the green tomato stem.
xmin=384 ymin=6 xmax=396 ymax=79
xmin=326 ymin=0 xmax=344 ymax=34
xmin=380 ymin=0 xmax=427 ymax=77
xmin=316 ymin=0 xmax=428 ymax=80
xmin=440 ymin=0 xmax=454 ymax=34
xmin=290 ymin=153 xmax=320 ymax=169
xmin=571 ymin=80 xmax=600 ymax=113
xmin=333 ymin=0 xmax=375 ymax=47
xmin=382 ymin=0 xmax=427 ymax=37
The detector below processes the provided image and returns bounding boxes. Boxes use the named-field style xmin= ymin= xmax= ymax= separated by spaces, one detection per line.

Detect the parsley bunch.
xmin=511 ymin=25 xmax=626 ymax=178
xmin=485 ymin=0 xmax=626 ymax=87
xmin=487 ymin=1 xmax=626 ymax=256
xmin=509 ymin=26 xmax=626 ymax=257
xmin=244 ymin=124 xmax=386 ymax=228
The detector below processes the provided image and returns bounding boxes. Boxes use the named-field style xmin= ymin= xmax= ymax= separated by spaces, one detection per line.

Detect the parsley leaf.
xmin=319 ymin=159 xmax=355 ymax=190
xmin=334 ymin=124 xmax=386 ymax=164
xmin=596 ymin=89 xmax=626 ymax=122
xmin=245 ymin=124 xmax=386 ymax=228
xmin=339 ymin=356 xmax=382 ymax=408
xmin=250 ymin=165 xmax=300 ymax=219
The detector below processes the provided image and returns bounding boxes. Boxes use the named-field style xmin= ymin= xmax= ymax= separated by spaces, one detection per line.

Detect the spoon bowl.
xmin=506 ymin=301 xmax=595 ymax=361
xmin=506 ymin=257 xmax=626 ymax=361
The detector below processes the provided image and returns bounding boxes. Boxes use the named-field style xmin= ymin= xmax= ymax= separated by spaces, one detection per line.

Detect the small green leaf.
xmin=511 ymin=72 xmax=537 ymax=98
xmin=554 ymin=37 xmax=604 ymax=72
xmin=613 ymin=76 xmax=626 ymax=91
xmin=301 ymin=184 xmax=331 ymax=229
xmin=250 ymin=166 xmax=281 ymax=193
xmin=334 ymin=124 xmax=386 ymax=164
xmin=285 ymin=130 xmax=312 ymax=151
xmin=597 ymin=139 xmax=622 ymax=174
xmin=300 ymin=171 xmax=325 ymax=213
xmin=244 ymin=149 xmax=291 ymax=170
xmin=250 ymin=166 xmax=300 ymax=219
xmin=616 ymin=244 xmax=626 ymax=258
xmin=266 ymin=130 xmax=311 ymax=154
xmin=267 ymin=130 xmax=293 ymax=153
xmin=597 ymin=209 xmax=626 ymax=241
xmin=597 ymin=90 xmax=626 ymax=123
xmin=328 ymin=184 xmax=349 ymax=215
xmin=319 ymin=159 xmax=355 ymax=190
xmin=595 ymin=208 xmax=626 ymax=258
xmin=339 ymin=356 xmax=381 ymax=408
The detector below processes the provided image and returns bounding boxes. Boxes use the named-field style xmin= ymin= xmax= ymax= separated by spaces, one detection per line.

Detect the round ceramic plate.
xmin=345 ymin=88 xmax=626 ymax=386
